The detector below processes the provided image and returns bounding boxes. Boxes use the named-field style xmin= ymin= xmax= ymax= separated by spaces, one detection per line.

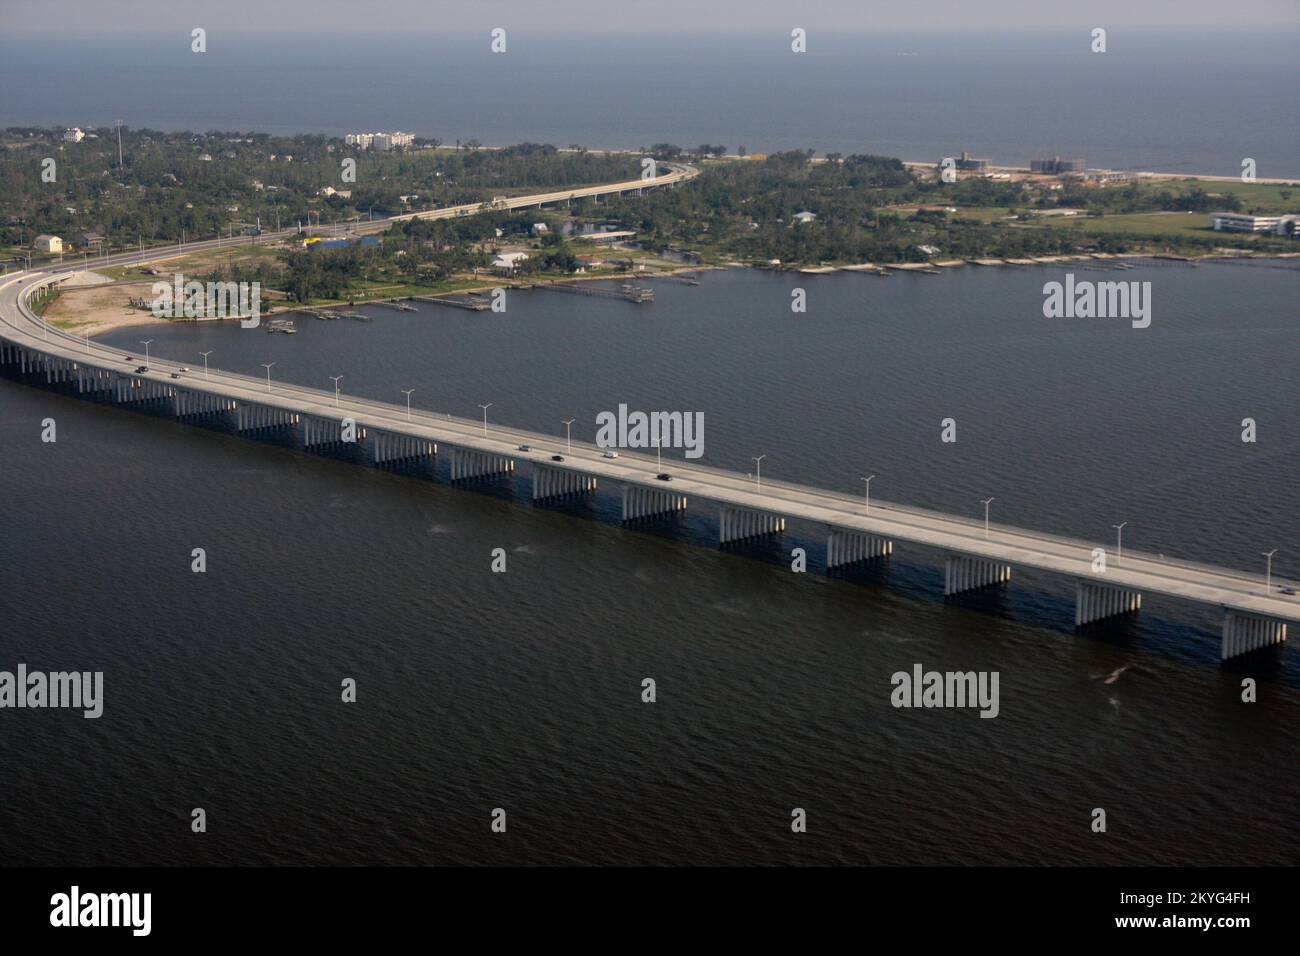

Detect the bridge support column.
xmin=369 ymin=429 xmax=436 ymax=466
xmin=448 ymin=448 xmax=514 ymax=481
xmin=1074 ymin=582 xmax=1141 ymax=627
xmin=621 ymin=485 xmax=686 ymax=521
xmin=826 ymin=528 xmax=893 ymax=570
xmin=720 ymin=507 xmax=785 ymax=545
xmin=1221 ymin=611 xmax=1287 ymax=660
xmin=532 ymin=465 xmax=596 ymax=501
xmin=943 ymin=554 xmax=1011 ymax=596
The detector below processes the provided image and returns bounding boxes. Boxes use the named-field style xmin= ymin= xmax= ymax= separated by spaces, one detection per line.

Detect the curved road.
xmin=2 ymin=163 xmax=1296 ymax=650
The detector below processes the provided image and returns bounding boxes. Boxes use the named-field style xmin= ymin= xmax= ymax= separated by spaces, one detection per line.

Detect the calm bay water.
xmin=1 ymin=261 xmax=1297 ymax=864
xmin=1 ymin=29 xmax=1298 ymax=177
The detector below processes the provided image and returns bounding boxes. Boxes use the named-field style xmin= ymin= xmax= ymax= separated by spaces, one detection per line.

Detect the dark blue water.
xmin=2 ymin=28 xmax=1297 ymax=177
xmin=1 ymin=261 xmax=1296 ymax=865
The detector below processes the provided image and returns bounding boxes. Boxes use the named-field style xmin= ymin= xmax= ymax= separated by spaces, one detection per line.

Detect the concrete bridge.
xmin=2 ymin=186 xmax=1295 ymax=663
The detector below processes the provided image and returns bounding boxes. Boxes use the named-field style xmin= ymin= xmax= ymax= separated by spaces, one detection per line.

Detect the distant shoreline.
xmin=900 ymin=160 xmax=1300 ymax=186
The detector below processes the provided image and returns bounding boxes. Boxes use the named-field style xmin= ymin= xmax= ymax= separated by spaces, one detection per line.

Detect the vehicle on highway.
xmin=134 ymin=366 xmax=148 ymax=373
xmin=170 ymin=372 xmax=181 ymax=379
xmin=1282 ymin=587 xmax=1297 ymax=595
xmin=551 ymin=454 xmax=565 ymax=462
xmin=517 ymin=444 xmax=531 ymax=452
xmin=124 ymin=356 xmax=133 ymax=362
xmin=603 ymin=450 xmax=619 ymax=459
xmin=178 ymin=367 xmax=191 ymax=372
xmin=656 ymin=473 xmax=672 ymax=481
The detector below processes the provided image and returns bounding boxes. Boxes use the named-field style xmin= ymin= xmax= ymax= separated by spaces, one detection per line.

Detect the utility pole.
xmin=116 ymin=119 xmax=124 ymax=169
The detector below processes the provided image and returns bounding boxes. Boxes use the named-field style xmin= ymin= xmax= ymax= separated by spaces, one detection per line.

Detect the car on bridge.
xmin=551 ymin=454 xmax=565 ymax=462
xmin=517 ymin=444 xmax=531 ymax=452
xmin=603 ymin=450 xmax=619 ymax=459
xmin=134 ymin=366 xmax=148 ymax=374
xmin=656 ymin=473 xmax=672 ymax=481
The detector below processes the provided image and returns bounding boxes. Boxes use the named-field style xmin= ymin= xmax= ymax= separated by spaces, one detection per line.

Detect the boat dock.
xmin=538 ymin=282 xmax=654 ymax=303
xmin=415 ymin=295 xmax=491 ymax=312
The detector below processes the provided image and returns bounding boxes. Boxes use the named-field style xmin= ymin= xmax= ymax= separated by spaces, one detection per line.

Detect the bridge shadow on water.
xmin=7 ymin=367 xmax=1295 ymax=686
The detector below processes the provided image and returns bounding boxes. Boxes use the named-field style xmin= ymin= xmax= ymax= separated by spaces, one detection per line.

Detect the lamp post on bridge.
xmin=261 ymin=362 xmax=275 ymax=393
xmin=1113 ymin=522 xmax=1128 ymax=566
xmin=401 ymin=388 xmax=415 ymax=422
xmin=980 ymin=497 xmax=995 ymax=539
xmin=478 ymin=403 xmax=492 ymax=437
xmin=140 ymin=339 xmax=153 ymax=370
xmin=200 ymin=351 xmax=213 ymax=380
xmin=330 ymin=375 xmax=343 ymax=406
xmin=751 ymin=455 xmax=765 ymax=491
xmin=1262 ymin=549 xmax=1278 ymax=594
xmin=860 ymin=474 xmax=875 ymax=514
xmin=562 ymin=418 xmax=575 ymax=455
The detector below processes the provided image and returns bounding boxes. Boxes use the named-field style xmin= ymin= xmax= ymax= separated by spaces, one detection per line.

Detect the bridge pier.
xmin=944 ymin=554 xmax=1012 ymax=596
xmin=826 ymin=528 xmax=893 ymax=570
xmin=1075 ymin=582 xmax=1141 ymax=627
xmin=1221 ymin=611 xmax=1287 ymax=660
xmin=621 ymin=484 xmax=686 ymax=521
xmin=173 ymin=388 xmax=232 ymax=421
xmin=448 ymin=448 xmax=514 ymax=481
xmin=532 ymin=465 xmax=596 ymax=501
xmin=235 ymin=402 xmax=299 ymax=434
xmin=369 ymin=429 xmax=436 ymax=466
xmin=720 ymin=506 xmax=785 ymax=545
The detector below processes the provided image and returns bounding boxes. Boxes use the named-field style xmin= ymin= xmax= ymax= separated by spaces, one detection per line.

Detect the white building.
xmin=491 ymin=252 xmax=529 ymax=275
xmin=346 ymin=131 xmax=414 ymax=151
xmin=1211 ymin=213 xmax=1282 ymax=233
xmin=33 ymin=235 xmax=63 ymax=254
xmin=793 ymin=211 xmax=817 ymax=224
xmin=62 ymin=128 xmax=85 ymax=143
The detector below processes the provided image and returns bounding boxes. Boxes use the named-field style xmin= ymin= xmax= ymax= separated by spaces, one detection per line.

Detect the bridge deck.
xmin=2 ymin=168 xmax=1296 ymax=632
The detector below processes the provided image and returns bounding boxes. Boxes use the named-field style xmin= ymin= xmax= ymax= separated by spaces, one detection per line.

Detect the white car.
xmin=603 ymin=450 xmax=619 ymax=459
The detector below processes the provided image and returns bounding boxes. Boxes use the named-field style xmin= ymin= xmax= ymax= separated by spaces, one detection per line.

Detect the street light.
xmin=562 ymin=418 xmax=575 ymax=454
xmin=401 ymin=388 xmax=415 ymax=421
xmin=1262 ymin=549 xmax=1278 ymax=594
xmin=330 ymin=375 xmax=343 ymax=406
xmin=199 ymin=350 xmax=213 ymax=380
xmin=655 ymin=436 xmax=662 ymax=473
xmin=980 ymin=497 xmax=995 ymax=539
xmin=261 ymin=362 xmax=275 ymax=392
xmin=860 ymin=474 xmax=875 ymax=513
xmin=751 ymin=455 xmax=765 ymax=491
xmin=1112 ymin=522 xmax=1128 ymax=566
xmin=478 ymin=402 xmax=492 ymax=436
xmin=140 ymin=339 xmax=153 ymax=369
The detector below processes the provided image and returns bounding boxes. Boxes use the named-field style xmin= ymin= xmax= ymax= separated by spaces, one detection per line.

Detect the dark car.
xmin=134 ymin=366 xmax=148 ymax=374
xmin=124 ymin=356 xmax=133 ymax=362
xmin=656 ymin=473 xmax=672 ymax=481
xmin=170 ymin=372 xmax=181 ymax=379
xmin=551 ymin=454 xmax=565 ymax=462
xmin=1282 ymin=587 xmax=1297 ymax=595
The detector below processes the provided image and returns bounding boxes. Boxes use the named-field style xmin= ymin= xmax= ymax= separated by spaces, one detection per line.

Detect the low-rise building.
xmin=62 ymin=128 xmax=85 ymax=143
xmin=1211 ymin=213 xmax=1282 ymax=233
xmin=33 ymin=235 xmax=63 ymax=254
xmin=491 ymin=252 xmax=530 ymax=275
xmin=1031 ymin=156 xmax=1087 ymax=175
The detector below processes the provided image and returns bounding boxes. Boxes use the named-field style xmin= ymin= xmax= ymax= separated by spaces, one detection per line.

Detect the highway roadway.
xmin=1 ymin=164 xmax=1296 ymax=643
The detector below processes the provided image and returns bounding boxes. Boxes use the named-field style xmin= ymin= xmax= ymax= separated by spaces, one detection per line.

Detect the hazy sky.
xmin=5 ymin=0 xmax=1296 ymax=34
